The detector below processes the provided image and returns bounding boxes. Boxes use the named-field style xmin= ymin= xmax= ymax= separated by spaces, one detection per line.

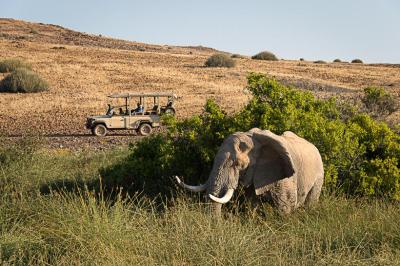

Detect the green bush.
xmin=103 ymin=74 xmax=400 ymax=200
xmin=0 ymin=68 xmax=49 ymax=93
xmin=251 ymin=51 xmax=278 ymax=61
xmin=205 ymin=53 xmax=235 ymax=68
xmin=352 ymin=59 xmax=363 ymax=64
xmin=314 ymin=60 xmax=327 ymax=64
xmin=299 ymin=58 xmax=305 ymax=61
xmin=0 ymin=59 xmax=32 ymax=73
xmin=362 ymin=87 xmax=398 ymax=117
xmin=333 ymin=59 xmax=342 ymax=63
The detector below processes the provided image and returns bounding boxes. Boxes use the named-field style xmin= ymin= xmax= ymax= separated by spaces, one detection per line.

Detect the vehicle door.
xmin=108 ymin=115 xmax=126 ymax=129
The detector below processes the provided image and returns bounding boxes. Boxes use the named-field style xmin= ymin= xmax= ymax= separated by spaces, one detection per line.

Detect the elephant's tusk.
xmin=208 ymin=189 xmax=234 ymax=204
xmin=174 ymin=176 xmax=207 ymax=192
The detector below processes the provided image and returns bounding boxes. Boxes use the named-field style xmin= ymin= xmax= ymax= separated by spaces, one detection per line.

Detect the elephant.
xmin=175 ymin=128 xmax=324 ymax=216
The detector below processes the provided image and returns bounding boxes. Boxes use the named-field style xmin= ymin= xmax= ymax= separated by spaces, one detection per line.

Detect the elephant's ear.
xmin=251 ymin=130 xmax=296 ymax=195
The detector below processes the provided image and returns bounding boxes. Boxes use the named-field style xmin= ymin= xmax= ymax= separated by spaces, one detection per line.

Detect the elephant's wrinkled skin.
xmin=176 ymin=128 xmax=324 ymax=216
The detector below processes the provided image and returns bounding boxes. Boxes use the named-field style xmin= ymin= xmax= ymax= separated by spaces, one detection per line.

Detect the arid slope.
xmin=0 ymin=18 xmax=399 ymax=138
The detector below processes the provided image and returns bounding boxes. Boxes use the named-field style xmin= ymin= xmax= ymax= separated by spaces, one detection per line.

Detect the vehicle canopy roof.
xmin=108 ymin=92 xmax=177 ymax=99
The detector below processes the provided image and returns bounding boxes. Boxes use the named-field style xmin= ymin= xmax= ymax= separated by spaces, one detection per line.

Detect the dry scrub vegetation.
xmin=0 ymin=18 xmax=399 ymax=138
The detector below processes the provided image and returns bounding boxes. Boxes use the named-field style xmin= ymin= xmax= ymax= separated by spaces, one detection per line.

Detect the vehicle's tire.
xmin=138 ymin=123 xmax=152 ymax=136
xmin=92 ymin=124 xmax=107 ymax=137
xmin=164 ymin=108 xmax=175 ymax=115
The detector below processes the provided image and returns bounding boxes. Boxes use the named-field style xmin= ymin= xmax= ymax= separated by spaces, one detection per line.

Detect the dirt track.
xmin=3 ymin=132 xmax=143 ymax=151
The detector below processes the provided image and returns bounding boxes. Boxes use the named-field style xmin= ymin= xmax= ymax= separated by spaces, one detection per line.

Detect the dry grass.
xmin=0 ymin=18 xmax=399 ymax=136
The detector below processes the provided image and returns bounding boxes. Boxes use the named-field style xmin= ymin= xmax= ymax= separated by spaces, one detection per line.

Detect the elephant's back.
xmin=283 ymin=131 xmax=323 ymax=163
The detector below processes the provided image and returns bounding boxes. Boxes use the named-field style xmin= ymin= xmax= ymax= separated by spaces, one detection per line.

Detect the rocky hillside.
xmin=0 ymin=18 xmax=399 ymax=142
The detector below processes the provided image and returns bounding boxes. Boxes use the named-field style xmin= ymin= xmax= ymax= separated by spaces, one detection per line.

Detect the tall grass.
xmin=1 ymin=139 xmax=400 ymax=265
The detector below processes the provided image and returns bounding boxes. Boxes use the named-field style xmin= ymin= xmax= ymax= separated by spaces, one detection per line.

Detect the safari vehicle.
xmin=86 ymin=93 xmax=176 ymax=136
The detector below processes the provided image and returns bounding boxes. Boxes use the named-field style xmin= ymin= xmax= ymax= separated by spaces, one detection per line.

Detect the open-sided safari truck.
xmin=86 ymin=92 xmax=177 ymax=136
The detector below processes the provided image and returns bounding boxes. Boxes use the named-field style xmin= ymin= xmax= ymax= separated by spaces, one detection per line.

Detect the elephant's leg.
xmin=245 ymin=184 xmax=258 ymax=207
xmin=274 ymin=193 xmax=296 ymax=214
xmin=271 ymin=181 xmax=297 ymax=214
xmin=305 ymin=175 xmax=323 ymax=207
xmin=244 ymin=185 xmax=259 ymax=216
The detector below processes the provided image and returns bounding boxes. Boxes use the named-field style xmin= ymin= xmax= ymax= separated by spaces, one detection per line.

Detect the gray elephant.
xmin=175 ymin=128 xmax=324 ymax=216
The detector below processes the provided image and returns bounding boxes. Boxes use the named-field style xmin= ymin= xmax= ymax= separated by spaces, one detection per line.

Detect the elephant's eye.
xmin=233 ymin=160 xmax=245 ymax=170
xmin=238 ymin=141 xmax=251 ymax=153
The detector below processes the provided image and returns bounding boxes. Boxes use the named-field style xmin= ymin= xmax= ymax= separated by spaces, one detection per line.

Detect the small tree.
xmin=251 ymin=51 xmax=278 ymax=61
xmin=333 ymin=59 xmax=342 ymax=63
xmin=205 ymin=54 xmax=235 ymax=68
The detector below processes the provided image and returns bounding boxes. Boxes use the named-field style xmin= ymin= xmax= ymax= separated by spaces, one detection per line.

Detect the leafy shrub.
xmin=362 ymin=87 xmax=398 ymax=117
xmin=0 ymin=68 xmax=49 ymax=93
xmin=205 ymin=53 xmax=235 ymax=68
xmin=299 ymin=58 xmax=305 ymax=61
xmin=0 ymin=59 xmax=32 ymax=73
xmin=314 ymin=60 xmax=327 ymax=64
xmin=251 ymin=51 xmax=278 ymax=61
xmin=333 ymin=59 xmax=342 ymax=63
xmin=103 ymin=74 xmax=400 ymax=200
xmin=352 ymin=59 xmax=363 ymax=64
xmin=231 ymin=54 xmax=246 ymax=59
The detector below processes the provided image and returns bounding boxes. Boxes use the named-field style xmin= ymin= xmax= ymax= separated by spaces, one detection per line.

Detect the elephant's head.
xmin=175 ymin=128 xmax=296 ymax=216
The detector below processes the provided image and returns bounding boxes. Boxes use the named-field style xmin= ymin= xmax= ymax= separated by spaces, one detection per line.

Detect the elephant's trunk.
xmin=210 ymin=201 xmax=222 ymax=218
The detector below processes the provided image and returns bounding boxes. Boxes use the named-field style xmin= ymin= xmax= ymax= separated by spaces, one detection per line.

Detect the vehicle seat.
xmin=151 ymin=105 xmax=159 ymax=114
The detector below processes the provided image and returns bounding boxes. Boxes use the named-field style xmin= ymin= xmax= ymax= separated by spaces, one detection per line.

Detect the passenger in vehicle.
xmin=131 ymin=103 xmax=144 ymax=114
xmin=106 ymin=104 xmax=114 ymax=116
